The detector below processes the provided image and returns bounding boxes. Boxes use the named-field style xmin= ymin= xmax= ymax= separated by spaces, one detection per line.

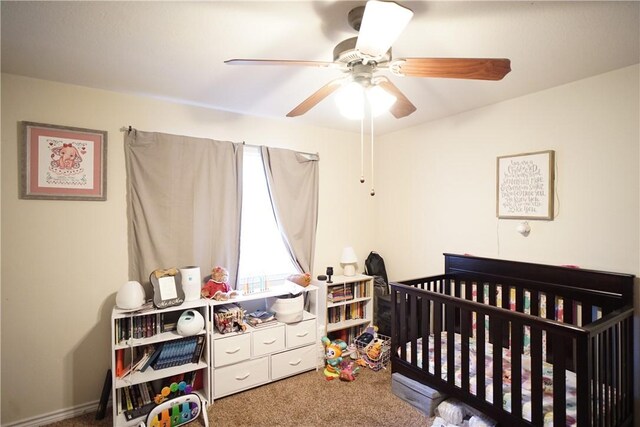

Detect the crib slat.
xmin=399 ymin=290 xmax=407 ymax=360
xmin=551 ymin=333 xmax=566 ymax=427
xmin=476 ymin=314 xmax=486 ymax=400
xmin=530 ymin=289 xmax=539 ymax=317
xmin=603 ymin=327 xmax=611 ymax=427
xmin=421 ymin=297 xmax=430 ymax=371
xmin=612 ymin=324 xmax=619 ymax=425
xmin=446 ymin=302 xmax=455 ymax=384
xmin=564 ymin=298 xmax=574 ymax=325
xmin=621 ymin=318 xmax=629 ymax=421
xmin=582 ymin=302 xmax=593 ymax=326
xmin=511 ymin=319 xmax=523 ymax=419
xmin=515 ymin=286 xmax=524 ymax=313
xmin=530 ymin=326 xmax=543 ymax=426
xmin=591 ymin=335 xmax=599 ymax=425
xmin=575 ymin=334 xmax=590 ymax=427
xmin=434 ymin=302 xmax=442 ymax=379
xmin=490 ymin=316 xmax=502 ymax=410
xmin=410 ymin=293 xmax=418 ymax=366
xmin=460 ymin=307 xmax=470 ymax=393
xmin=598 ymin=332 xmax=604 ymax=426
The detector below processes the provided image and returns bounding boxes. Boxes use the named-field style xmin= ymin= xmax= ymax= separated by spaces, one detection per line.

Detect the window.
xmin=237 ymin=146 xmax=298 ymax=285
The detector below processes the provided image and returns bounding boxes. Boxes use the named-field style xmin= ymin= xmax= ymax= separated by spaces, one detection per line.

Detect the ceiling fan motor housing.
xmin=333 ymin=37 xmax=392 ymax=66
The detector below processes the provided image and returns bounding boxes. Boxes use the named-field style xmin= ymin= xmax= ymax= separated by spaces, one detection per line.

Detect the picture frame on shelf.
xmin=496 ymin=150 xmax=555 ymax=220
xmin=19 ymin=121 xmax=107 ymax=200
xmin=150 ymin=268 xmax=185 ymax=309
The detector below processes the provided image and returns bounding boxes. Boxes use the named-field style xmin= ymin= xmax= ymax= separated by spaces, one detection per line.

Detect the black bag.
xmin=365 ymin=251 xmax=389 ymax=294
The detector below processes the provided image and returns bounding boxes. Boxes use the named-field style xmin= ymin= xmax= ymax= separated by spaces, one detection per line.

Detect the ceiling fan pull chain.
xmin=370 ymin=112 xmax=375 ymax=196
xmin=360 ymin=115 xmax=365 ymax=183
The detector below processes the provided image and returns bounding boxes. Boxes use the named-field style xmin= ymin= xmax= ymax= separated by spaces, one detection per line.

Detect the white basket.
xmin=356 ymin=333 xmax=391 ymax=371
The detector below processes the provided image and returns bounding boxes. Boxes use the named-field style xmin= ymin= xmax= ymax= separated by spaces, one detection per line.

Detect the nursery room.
xmin=1 ymin=1 xmax=638 ymax=426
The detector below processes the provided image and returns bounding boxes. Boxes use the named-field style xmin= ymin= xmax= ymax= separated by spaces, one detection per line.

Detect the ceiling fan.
xmin=226 ymin=1 xmax=511 ymax=120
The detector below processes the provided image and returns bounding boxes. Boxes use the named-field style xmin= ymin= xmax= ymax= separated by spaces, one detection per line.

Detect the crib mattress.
xmin=403 ymin=333 xmax=577 ymax=426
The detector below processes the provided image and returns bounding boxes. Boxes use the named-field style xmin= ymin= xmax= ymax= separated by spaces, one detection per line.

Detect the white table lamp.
xmin=340 ymin=247 xmax=358 ymax=276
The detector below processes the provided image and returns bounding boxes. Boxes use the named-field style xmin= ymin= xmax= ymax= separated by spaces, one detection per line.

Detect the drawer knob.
xmin=289 ymin=358 xmax=302 ymax=366
xmin=263 ymin=339 xmax=277 ymax=345
xmin=296 ymin=331 xmax=309 ymax=337
xmin=226 ymin=347 xmax=241 ymax=354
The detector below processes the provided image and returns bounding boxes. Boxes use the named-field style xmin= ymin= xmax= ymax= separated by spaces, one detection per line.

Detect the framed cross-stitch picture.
xmin=20 ymin=121 xmax=107 ymax=200
xmin=496 ymin=150 xmax=555 ymax=220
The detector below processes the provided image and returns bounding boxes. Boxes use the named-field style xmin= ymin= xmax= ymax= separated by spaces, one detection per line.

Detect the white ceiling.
xmin=2 ymin=1 xmax=639 ymax=135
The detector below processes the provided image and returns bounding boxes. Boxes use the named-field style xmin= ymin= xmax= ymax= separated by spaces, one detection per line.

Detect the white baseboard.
xmin=4 ymin=399 xmax=110 ymax=427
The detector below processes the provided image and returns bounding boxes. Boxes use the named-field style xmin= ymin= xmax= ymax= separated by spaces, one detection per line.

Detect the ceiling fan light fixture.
xmin=335 ymin=81 xmax=365 ymax=120
xmin=367 ymin=84 xmax=397 ymax=117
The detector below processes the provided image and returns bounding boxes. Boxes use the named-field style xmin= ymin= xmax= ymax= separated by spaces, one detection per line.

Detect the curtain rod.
xmin=120 ymin=126 xmax=319 ymax=160
xmin=242 ymin=142 xmax=319 ymax=161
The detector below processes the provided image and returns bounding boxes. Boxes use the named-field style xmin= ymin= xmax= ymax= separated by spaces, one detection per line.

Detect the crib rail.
xmin=391 ymin=277 xmax=634 ymax=427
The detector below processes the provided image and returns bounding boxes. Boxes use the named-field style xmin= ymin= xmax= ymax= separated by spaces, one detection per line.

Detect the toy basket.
xmin=356 ymin=333 xmax=391 ymax=371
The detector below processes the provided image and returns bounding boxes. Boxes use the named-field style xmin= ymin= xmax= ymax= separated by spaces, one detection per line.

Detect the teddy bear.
xmin=201 ymin=266 xmax=239 ymax=301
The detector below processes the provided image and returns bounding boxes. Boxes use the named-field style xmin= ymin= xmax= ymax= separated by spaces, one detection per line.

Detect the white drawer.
xmin=271 ymin=344 xmax=316 ymax=380
xmin=214 ymin=334 xmax=251 ymax=367
xmin=214 ymin=357 xmax=269 ymax=398
xmin=252 ymin=325 xmax=285 ymax=357
xmin=286 ymin=319 xmax=316 ymax=348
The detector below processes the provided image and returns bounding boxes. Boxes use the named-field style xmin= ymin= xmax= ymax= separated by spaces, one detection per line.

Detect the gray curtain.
xmin=260 ymin=146 xmax=319 ymax=274
xmin=125 ymin=130 xmax=243 ymax=290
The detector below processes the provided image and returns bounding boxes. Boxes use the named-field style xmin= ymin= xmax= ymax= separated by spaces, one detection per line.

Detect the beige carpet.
xmin=45 ymin=367 xmax=434 ymax=426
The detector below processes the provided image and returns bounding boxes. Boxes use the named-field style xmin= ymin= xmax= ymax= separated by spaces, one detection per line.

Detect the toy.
xmin=338 ymin=360 xmax=360 ymax=382
xmin=286 ymin=273 xmax=311 ymax=287
xmin=321 ymin=336 xmax=347 ymax=380
xmin=201 ymin=266 xmax=239 ymax=300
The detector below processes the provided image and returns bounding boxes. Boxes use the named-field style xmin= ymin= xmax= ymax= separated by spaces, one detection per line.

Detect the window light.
xmin=238 ymin=146 xmax=298 ymax=284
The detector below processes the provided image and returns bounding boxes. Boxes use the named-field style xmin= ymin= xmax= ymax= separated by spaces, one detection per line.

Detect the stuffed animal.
xmin=338 ymin=360 xmax=360 ymax=382
xmin=202 ymin=266 xmax=239 ymax=300
xmin=287 ymin=273 xmax=311 ymax=287
xmin=321 ymin=336 xmax=348 ymax=380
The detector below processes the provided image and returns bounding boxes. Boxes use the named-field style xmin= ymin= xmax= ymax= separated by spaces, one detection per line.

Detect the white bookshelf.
xmin=316 ymin=274 xmax=374 ymax=342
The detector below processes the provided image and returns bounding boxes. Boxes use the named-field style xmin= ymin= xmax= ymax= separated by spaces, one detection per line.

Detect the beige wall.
xmin=0 ymin=73 xmax=376 ymax=423
xmin=375 ymin=64 xmax=640 ymax=414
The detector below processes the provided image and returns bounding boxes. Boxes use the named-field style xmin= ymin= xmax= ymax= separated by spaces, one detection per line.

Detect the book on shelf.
xmin=120 ymin=381 xmax=156 ymax=420
xmin=140 ymin=343 xmax=163 ymax=372
xmin=115 ymin=313 xmax=160 ymax=344
xmin=118 ymin=345 xmax=156 ymax=378
xmin=152 ymin=335 xmax=202 ymax=370
xmin=327 ymin=285 xmax=353 ymax=302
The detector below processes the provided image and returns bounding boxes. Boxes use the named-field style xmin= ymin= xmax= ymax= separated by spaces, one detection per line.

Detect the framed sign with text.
xmin=20 ymin=122 xmax=107 ymax=200
xmin=496 ymin=150 xmax=555 ymax=220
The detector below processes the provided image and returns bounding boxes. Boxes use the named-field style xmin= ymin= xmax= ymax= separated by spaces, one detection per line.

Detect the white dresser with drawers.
xmin=209 ymin=284 xmax=318 ymax=400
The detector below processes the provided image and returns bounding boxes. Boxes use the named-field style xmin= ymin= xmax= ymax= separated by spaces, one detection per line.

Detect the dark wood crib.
xmin=390 ymin=254 xmax=634 ymax=427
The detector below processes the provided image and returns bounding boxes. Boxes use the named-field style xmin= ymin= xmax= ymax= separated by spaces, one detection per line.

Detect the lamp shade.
xmin=341 ymin=247 xmax=358 ymax=264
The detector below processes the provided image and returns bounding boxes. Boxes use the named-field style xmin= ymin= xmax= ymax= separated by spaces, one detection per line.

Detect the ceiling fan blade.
xmin=225 ymin=59 xmax=341 ymax=69
xmin=376 ymin=78 xmax=416 ymax=119
xmin=356 ymin=0 xmax=413 ymax=59
xmin=287 ymin=78 xmax=346 ymax=117
xmin=391 ymin=58 xmax=511 ymax=80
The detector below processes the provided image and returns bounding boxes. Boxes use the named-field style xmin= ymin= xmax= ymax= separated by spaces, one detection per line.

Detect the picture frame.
xmin=150 ymin=269 xmax=185 ymax=309
xmin=19 ymin=121 xmax=107 ymax=200
xmin=496 ymin=150 xmax=555 ymax=220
